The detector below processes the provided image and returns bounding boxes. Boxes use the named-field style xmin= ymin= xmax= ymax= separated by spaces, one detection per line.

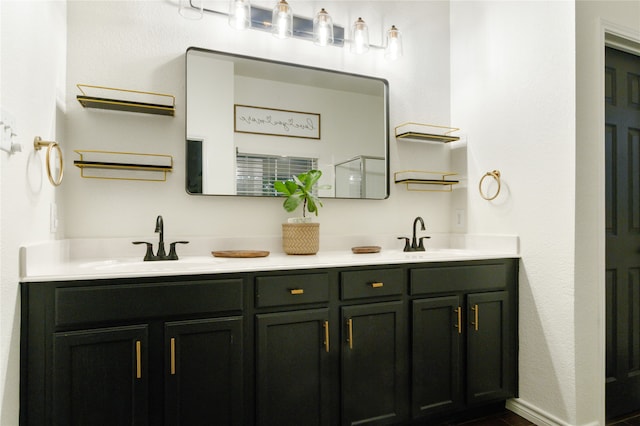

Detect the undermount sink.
xmin=77 ymin=256 xmax=225 ymax=273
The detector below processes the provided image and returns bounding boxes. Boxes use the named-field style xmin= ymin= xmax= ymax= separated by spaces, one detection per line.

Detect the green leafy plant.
xmin=274 ymin=170 xmax=323 ymax=217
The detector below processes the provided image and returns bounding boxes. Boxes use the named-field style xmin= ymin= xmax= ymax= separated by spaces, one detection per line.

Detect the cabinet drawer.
xmin=255 ymin=273 xmax=329 ymax=308
xmin=55 ymin=279 xmax=243 ymax=327
xmin=410 ymin=263 xmax=507 ymax=295
xmin=341 ymin=268 xmax=403 ymax=300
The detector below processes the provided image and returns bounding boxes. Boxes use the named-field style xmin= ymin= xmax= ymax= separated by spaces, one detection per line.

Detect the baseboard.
xmin=506 ymin=399 xmax=598 ymax=426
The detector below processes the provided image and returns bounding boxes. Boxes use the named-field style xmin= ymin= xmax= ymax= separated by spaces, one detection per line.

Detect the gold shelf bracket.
xmin=74 ymin=150 xmax=173 ymax=182
xmin=76 ymin=84 xmax=175 ymax=116
xmin=395 ymin=122 xmax=460 ymax=143
xmin=394 ymin=170 xmax=459 ymax=192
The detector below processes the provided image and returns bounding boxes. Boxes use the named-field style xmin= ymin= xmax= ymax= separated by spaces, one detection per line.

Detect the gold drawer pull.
xmin=471 ymin=304 xmax=479 ymax=331
xmin=135 ymin=340 xmax=142 ymax=379
xmin=290 ymin=288 xmax=304 ymax=295
xmin=170 ymin=338 xmax=176 ymax=375
xmin=370 ymin=282 xmax=384 ymax=288
xmin=454 ymin=307 xmax=462 ymax=334
xmin=323 ymin=321 xmax=330 ymax=353
xmin=347 ymin=318 xmax=353 ymax=350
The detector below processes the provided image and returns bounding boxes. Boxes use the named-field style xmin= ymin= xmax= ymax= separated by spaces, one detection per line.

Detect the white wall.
xmin=0 ymin=1 xmax=66 ymax=424
xmin=451 ymin=1 xmax=579 ymax=424
xmin=186 ymin=52 xmax=236 ymax=194
xmin=452 ymin=1 xmax=640 ymax=426
xmin=61 ymin=1 xmax=453 ymax=242
xmin=0 ymin=0 xmax=452 ymax=422
xmin=14 ymin=2 xmax=638 ymax=425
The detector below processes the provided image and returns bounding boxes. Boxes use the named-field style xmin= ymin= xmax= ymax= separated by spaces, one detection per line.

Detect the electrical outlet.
xmin=50 ymin=203 xmax=58 ymax=233
xmin=454 ymin=209 xmax=465 ymax=230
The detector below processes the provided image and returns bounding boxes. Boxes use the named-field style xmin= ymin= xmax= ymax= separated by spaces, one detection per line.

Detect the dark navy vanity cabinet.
xmin=20 ymin=258 xmax=518 ymax=425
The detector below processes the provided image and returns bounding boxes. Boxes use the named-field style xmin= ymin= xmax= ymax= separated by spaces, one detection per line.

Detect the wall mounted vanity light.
xmin=271 ymin=0 xmax=293 ymax=39
xmin=350 ymin=17 xmax=370 ymax=54
xmin=229 ymin=0 xmax=251 ymax=30
xmin=313 ymin=8 xmax=334 ymax=46
xmin=180 ymin=0 xmax=403 ymax=60
xmin=385 ymin=25 xmax=403 ymax=60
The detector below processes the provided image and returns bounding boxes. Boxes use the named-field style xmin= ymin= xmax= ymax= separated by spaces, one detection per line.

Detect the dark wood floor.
xmin=608 ymin=411 xmax=640 ymax=425
xmin=438 ymin=408 xmax=533 ymax=425
xmin=436 ymin=408 xmax=640 ymax=425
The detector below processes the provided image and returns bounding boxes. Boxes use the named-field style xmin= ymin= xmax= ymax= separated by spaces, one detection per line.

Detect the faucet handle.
xmin=133 ymin=241 xmax=157 ymax=261
xmin=167 ymin=241 xmax=189 ymax=260
xmin=397 ymin=237 xmax=410 ymax=252
xmin=417 ymin=236 xmax=431 ymax=251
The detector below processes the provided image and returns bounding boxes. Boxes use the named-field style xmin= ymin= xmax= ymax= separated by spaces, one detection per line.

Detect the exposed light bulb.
xmin=350 ymin=18 xmax=369 ymax=54
xmin=229 ymin=0 xmax=251 ymax=30
xmin=271 ymin=0 xmax=292 ymax=39
xmin=385 ymin=25 xmax=403 ymax=60
xmin=313 ymin=8 xmax=334 ymax=47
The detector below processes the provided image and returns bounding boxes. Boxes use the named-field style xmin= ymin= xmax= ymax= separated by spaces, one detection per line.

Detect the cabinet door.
xmin=466 ymin=291 xmax=511 ymax=404
xmin=256 ymin=309 xmax=331 ymax=426
xmin=341 ymin=301 xmax=406 ymax=426
xmin=165 ymin=316 xmax=243 ymax=426
xmin=53 ymin=325 xmax=149 ymax=426
xmin=411 ymin=296 xmax=463 ymax=418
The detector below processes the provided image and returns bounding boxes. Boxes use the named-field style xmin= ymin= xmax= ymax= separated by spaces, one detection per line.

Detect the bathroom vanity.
xmin=20 ymin=249 xmax=518 ymax=425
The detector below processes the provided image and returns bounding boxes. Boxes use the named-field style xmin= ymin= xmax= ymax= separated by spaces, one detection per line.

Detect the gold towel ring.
xmin=479 ymin=170 xmax=501 ymax=200
xmin=34 ymin=136 xmax=64 ymax=186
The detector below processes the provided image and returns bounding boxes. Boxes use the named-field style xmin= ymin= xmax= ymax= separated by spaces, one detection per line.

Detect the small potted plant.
xmin=274 ymin=170 xmax=323 ymax=255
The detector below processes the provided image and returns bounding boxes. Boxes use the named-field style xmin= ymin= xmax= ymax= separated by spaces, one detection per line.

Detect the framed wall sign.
xmin=234 ymin=104 xmax=321 ymax=139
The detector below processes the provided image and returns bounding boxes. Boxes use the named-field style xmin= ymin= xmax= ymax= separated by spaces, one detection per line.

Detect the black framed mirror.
xmin=186 ymin=47 xmax=389 ymax=199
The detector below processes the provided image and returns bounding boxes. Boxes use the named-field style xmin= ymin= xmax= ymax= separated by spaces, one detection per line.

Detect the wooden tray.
xmin=212 ymin=250 xmax=270 ymax=258
xmin=351 ymin=246 xmax=381 ymax=254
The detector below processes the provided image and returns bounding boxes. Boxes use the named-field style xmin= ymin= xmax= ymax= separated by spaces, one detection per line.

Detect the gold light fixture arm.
xmin=34 ymin=136 xmax=64 ymax=186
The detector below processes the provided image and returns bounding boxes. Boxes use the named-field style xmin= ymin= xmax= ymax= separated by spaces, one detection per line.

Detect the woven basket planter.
xmin=282 ymin=223 xmax=319 ymax=255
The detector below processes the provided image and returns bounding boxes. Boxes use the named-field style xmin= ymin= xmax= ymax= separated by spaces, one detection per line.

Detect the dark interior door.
xmin=605 ymin=46 xmax=640 ymax=419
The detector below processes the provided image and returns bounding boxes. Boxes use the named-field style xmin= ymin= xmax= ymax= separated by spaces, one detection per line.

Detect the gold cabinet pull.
xmin=170 ymin=337 xmax=176 ymax=375
xmin=471 ymin=304 xmax=479 ymax=331
xmin=347 ymin=318 xmax=353 ymax=350
xmin=323 ymin=321 xmax=330 ymax=353
xmin=290 ymin=288 xmax=304 ymax=295
xmin=370 ymin=282 xmax=384 ymax=288
xmin=454 ymin=307 xmax=462 ymax=334
xmin=135 ymin=340 xmax=142 ymax=379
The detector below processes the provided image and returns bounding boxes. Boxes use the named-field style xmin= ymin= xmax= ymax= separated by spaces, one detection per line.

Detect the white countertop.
xmin=19 ymin=234 xmax=519 ymax=282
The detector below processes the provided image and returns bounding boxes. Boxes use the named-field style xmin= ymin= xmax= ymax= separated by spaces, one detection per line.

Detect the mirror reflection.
xmin=185 ymin=47 xmax=389 ymax=199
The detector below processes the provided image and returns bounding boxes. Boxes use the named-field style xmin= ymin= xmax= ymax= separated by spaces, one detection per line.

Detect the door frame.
xmin=599 ymin=20 xmax=640 ymax=424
